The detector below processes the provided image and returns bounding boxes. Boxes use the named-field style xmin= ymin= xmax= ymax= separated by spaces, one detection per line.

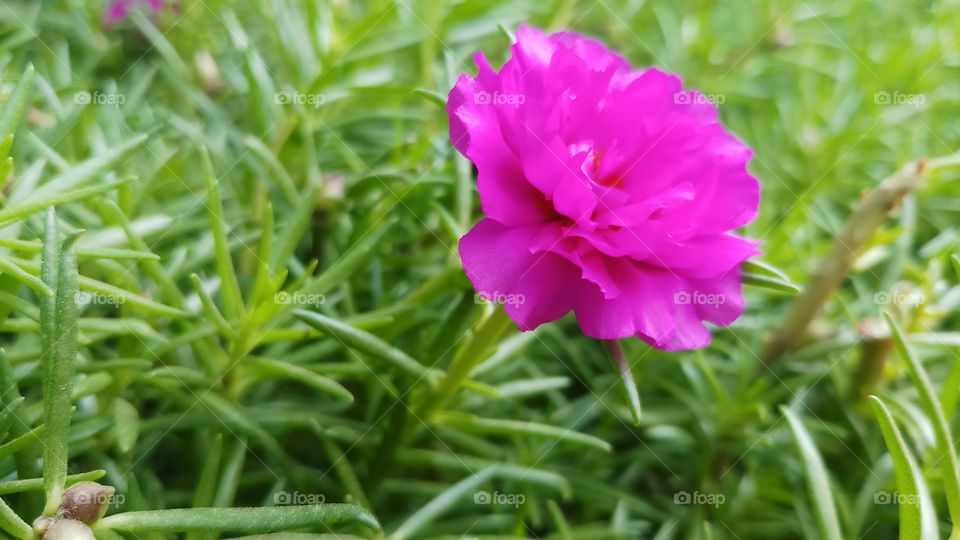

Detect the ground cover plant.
xmin=0 ymin=0 xmax=959 ymax=538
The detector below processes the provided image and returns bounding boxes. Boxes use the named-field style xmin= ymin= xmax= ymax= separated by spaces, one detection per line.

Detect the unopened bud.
xmin=58 ymin=481 xmax=116 ymax=523
xmin=42 ymin=519 xmax=94 ymax=540
xmin=33 ymin=516 xmax=56 ymax=536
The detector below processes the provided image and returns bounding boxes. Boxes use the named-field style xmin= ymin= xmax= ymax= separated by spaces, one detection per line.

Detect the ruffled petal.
xmin=460 ymin=219 xmax=579 ymax=331
xmin=572 ymin=260 xmax=712 ymax=350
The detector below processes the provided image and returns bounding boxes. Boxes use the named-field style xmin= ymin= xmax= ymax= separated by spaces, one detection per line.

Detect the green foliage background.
xmin=0 ymin=0 xmax=958 ymax=538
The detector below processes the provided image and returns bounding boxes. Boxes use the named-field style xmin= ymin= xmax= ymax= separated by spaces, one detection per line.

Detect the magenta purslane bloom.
xmin=449 ymin=26 xmax=760 ymax=351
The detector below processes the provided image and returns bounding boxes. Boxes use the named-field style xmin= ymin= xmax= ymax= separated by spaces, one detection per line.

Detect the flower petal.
xmin=460 ymin=219 xmax=578 ymax=331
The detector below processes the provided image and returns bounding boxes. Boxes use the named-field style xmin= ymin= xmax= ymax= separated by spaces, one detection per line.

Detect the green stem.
xmin=603 ymin=340 xmax=642 ymax=426
xmin=419 ymin=306 xmax=512 ymax=421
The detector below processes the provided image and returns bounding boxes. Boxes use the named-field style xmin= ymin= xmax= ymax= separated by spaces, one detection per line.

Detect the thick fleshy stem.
xmin=761 ymin=157 xmax=932 ymax=364
xmin=602 ymin=340 xmax=642 ymax=426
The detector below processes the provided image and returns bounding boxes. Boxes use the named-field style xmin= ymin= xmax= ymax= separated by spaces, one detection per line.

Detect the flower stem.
xmin=761 ymin=157 xmax=930 ymax=364
xmin=602 ymin=340 xmax=641 ymax=426
xmin=421 ymin=305 xmax=513 ymax=421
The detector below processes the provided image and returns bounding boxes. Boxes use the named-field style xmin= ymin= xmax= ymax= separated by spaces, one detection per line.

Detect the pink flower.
xmin=105 ymin=0 xmax=164 ymax=23
xmin=449 ymin=26 xmax=760 ymax=351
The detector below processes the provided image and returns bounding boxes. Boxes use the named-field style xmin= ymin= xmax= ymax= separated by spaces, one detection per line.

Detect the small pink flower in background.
xmin=449 ymin=26 xmax=760 ymax=351
xmin=105 ymin=0 xmax=164 ymax=23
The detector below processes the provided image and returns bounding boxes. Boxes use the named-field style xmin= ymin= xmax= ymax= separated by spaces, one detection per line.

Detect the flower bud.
xmin=32 ymin=516 xmax=56 ymax=537
xmin=58 ymin=481 xmax=116 ymax=523
xmin=42 ymin=519 xmax=95 ymax=540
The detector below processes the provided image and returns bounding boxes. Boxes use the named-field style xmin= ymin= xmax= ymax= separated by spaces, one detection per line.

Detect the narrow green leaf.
xmin=190 ymin=274 xmax=236 ymax=338
xmin=0 ymin=238 xmax=160 ymax=261
xmin=250 ymin=203 xmax=274 ymax=307
xmin=869 ymin=395 xmax=938 ymax=540
xmin=246 ymin=357 xmax=353 ymax=402
xmin=294 ymin=310 xmax=433 ymax=380
xmin=243 ymin=136 xmax=298 ymax=204
xmin=231 ymin=534 xmax=364 ymax=540
xmin=884 ymin=312 xmax=960 ymax=534
xmin=781 ymin=407 xmax=843 ymax=540
xmin=294 ymin=220 xmax=395 ymax=300
xmin=26 ymin=134 xmax=146 ymax=202
xmin=186 ymin=433 xmax=223 ymax=540
xmin=603 ymin=340 xmax=642 ymax=426
xmin=202 ymin=147 xmax=244 ymax=321
xmin=0 ymin=424 xmax=45 ymax=461
xmin=388 ymin=466 xmax=497 ymax=540
xmin=0 ymin=64 xmax=35 ymax=138
xmin=547 ymin=499 xmax=574 ymax=540
xmin=270 ymin=187 xmax=317 ymax=272
xmin=0 ymin=496 xmax=31 ymax=539
xmin=0 ymin=177 xmax=136 ymax=228
xmin=0 ymin=256 xmax=53 ymax=297
xmin=114 ymin=398 xmax=140 ymax=454
xmin=742 ymin=271 xmax=801 ymax=294
xmin=742 ymin=259 xmax=792 ymax=281
xmin=97 ymin=505 xmax=379 ymax=533
xmin=212 ymin=438 xmax=247 ymax=508
xmin=435 ymin=412 xmax=612 ymax=452
xmin=0 ymin=134 xmax=14 ymax=163
xmin=42 ymin=221 xmax=81 ymax=514
xmin=0 ymin=470 xmax=106 ymax=495
xmin=498 ymin=23 xmax=516 ymax=43
xmin=411 ymin=88 xmax=445 ymax=107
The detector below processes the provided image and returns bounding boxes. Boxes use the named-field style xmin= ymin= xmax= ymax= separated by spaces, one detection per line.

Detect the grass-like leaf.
xmin=40 ymin=209 xmax=81 ymax=514
xmin=869 ymin=395 xmax=939 ymax=540
xmin=96 ymin=505 xmax=380 ymax=534
xmin=294 ymin=310 xmax=433 ymax=379
xmin=435 ymin=411 xmax=612 ymax=452
xmin=782 ymin=406 xmax=843 ymax=540
xmin=0 ymin=64 xmax=34 ymax=138
xmin=884 ymin=312 xmax=960 ymax=538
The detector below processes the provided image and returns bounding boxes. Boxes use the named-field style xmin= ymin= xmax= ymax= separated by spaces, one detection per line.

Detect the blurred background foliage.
xmin=0 ymin=0 xmax=958 ymax=538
